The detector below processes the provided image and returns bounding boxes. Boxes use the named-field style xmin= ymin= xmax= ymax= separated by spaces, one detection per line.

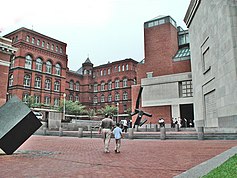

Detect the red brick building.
xmin=66 ymin=58 xmax=137 ymax=120
xmin=0 ymin=37 xmax=17 ymax=106
xmin=4 ymin=27 xmax=68 ymax=107
xmin=132 ymin=16 xmax=193 ymax=127
xmin=4 ymin=27 xmax=137 ymax=121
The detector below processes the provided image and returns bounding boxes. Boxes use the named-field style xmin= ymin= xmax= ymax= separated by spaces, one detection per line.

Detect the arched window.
xmin=42 ymin=41 xmax=45 ymax=47
xmin=115 ymin=92 xmax=120 ymax=101
xmin=126 ymin=64 xmax=129 ymax=70
xmin=46 ymin=43 xmax=49 ymax=49
xmin=108 ymin=93 xmax=112 ymax=102
xmin=32 ymin=37 xmax=35 ymax=44
xmin=101 ymin=82 xmax=105 ymax=91
xmin=55 ymin=63 xmax=61 ymax=76
xmin=23 ymin=93 xmax=29 ymax=103
xmin=69 ymin=95 xmax=73 ymax=101
xmin=23 ymin=74 xmax=31 ymax=86
xmin=35 ymin=77 xmax=41 ymax=88
xmin=26 ymin=36 xmax=30 ymax=42
xmin=69 ymin=80 xmax=74 ymax=90
xmin=9 ymin=74 xmax=13 ymax=86
xmin=37 ymin=39 xmax=40 ymax=46
xmin=108 ymin=81 xmax=112 ymax=90
xmin=133 ymin=78 xmax=137 ymax=85
xmin=101 ymin=94 xmax=105 ymax=102
xmin=46 ymin=61 xmax=52 ymax=74
xmin=34 ymin=95 xmax=40 ymax=104
xmin=36 ymin=58 xmax=43 ymax=71
xmin=54 ymin=81 xmax=60 ymax=91
xmin=94 ymin=83 xmax=98 ymax=92
xmin=45 ymin=96 xmax=50 ymax=105
xmin=25 ymin=55 xmax=32 ymax=69
xmin=54 ymin=98 xmax=59 ymax=107
xmin=76 ymin=82 xmax=80 ymax=91
xmin=115 ymin=79 xmax=120 ymax=88
xmin=51 ymin=44 xmax=54 ymax=51
xmin=122 ymin=65 xmax=124 ymax=71
xmin=123 ymin=92 xmax=128 ymax=100
xmin=93 ymin=96 xmax=98 ymax=103
xmin=45 ymin=79 xmax=51 ymax=90
xmin=123 ymin=78 xmax=127 ymax=87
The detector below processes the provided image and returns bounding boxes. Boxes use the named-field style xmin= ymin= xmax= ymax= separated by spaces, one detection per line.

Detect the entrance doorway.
xmin=180 ymin=104 xmax=194 ymax=127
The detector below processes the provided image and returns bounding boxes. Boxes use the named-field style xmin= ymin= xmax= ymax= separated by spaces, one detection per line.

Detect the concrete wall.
xmin=48 ymin=112 xmax=62 ymax=130
xmin=187 ymin=0 xmax=237 ymax=131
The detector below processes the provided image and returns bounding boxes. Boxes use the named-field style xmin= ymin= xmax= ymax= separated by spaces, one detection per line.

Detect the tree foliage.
xmin=97 ymin=105 xmax=117 ymax=116
xmin=58 ymin=100 xmax=87 ymax=115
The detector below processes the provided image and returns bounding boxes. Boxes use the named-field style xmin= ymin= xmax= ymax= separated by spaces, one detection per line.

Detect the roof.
xmin=173 ymin=48 xmax=191 ymax=61
xmin=83 ymin=57 xmax=92 ymax=64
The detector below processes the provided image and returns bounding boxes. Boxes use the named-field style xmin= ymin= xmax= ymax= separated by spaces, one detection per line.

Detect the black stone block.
xmin=0 ymin=96 xmax=42 ymax=155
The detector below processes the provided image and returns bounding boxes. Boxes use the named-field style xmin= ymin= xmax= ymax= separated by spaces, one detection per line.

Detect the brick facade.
xmin=132 ymin=16 xmax=192 ymax=125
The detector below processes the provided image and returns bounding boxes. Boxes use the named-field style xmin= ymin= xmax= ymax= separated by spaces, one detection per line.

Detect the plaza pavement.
xmin=0 ymin=135 xmax=237 ymax=178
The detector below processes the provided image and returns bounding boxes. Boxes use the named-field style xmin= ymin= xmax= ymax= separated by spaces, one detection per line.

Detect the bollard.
xmin=43 ymin=127 xmax=47 ymax=135
xmin=175 ymin=124 xmax=179 ymax=132
xmin=197 ymin=127 xmax=204 ymax=140
xmin=145 ymin=125 xmax=147 ymax=132
xmin=160 ymin=127 xmax=166 ymax=140
xmin=59 ymin=127 xmax=63 ymax=137
xmin=90 ymin=127 xmax=93 ymax=138
xmin=128 ymin=128 xmax=134 ymax=139
xmin=154 ymin=124 xmax=158 ymax=132
xmin=78 ymin=128 xmax=83 ymax=138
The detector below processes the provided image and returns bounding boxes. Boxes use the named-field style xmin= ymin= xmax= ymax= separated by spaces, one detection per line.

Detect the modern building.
xmin=0 ymin=36 xmax=17 ymax=106
xmin=132 ymin=15 xmax=193 ymax=127
xmin=3 ymin=27 xmax=137 ymax=121
xmin=184 ymin=0 xmax=237 ymax=132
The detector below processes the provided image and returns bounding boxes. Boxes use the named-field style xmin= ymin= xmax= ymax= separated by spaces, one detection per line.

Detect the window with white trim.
xmin=9 ymin=74 xmax=13 ymax=86
xmin=123 ymin=78 xmax=127 ymax=87
xmin=45 ymin=79 xmax=51 ymax=90
xmin=54 ymin=81 xmax=60 ymax=91
xmin=24 ymin=75 xmax=31 ymax=86
xmin=25 ymin=55 xmax=32 ymax=69
xmin=115 ymin=79 xmax=120 ymax=88
xmin=35 ymin=77 xmax=41 ymax=88
xmin=55 ymin=63 xmax=61 ymax=76
xmin=36 ymin=58 xmax=43 ymax=71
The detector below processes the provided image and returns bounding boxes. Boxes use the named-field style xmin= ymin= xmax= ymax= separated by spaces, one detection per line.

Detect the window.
xmin=180 ymin=81 xmax=193 ymax=97
xmin=47 ymin=43 xmax=49 ymax=49
xmin=54 ymin=81 xmax=60 ymax=91
xmin=34 ymin=95 xmax=40 ymax=104
xmin=9 ymin=74 xmax=13 ymax=86
xmin=60 ymin=47 xmax=62 ymax=53
xmin=108 ymin=81 xmax=112 ymax=90
xmin=115 ymin=92 xmax=120 ymax=101
xmin=76 ymin=82 xmax=80 ymax=91
xmin=115 ymin=79 xmax=120 ymax=88
xmin=25 ymin=55 xmax=32 ymax=69
xmin=51 ymin=44 xmax=54 ymax=50
xmin=35 ymin=77 xmax=41 ymax=88
xmin=123 ymin=78 xmax=127 ymax=87
xmin=103 ymin=69 xmax=106 ymax=76
xmin=45 ymin=79 xmax=51 ymax=90
xmin=108 ymin=93 xmax=112 ymax=102
xmin=93 ymin=96 xmax=98 ymax=103
xmin=32 ymin=37 xmax=35 ymax=44
xmin=100 ymin=70 xmax=103 ymax=76
xmin=108 ymin=68 xmax=111 ymax=75
xmin=46 ymin=61 xmax=52 ymax=74
xmin=126 ymin=64 xmax=129 ymax=70
xmin=23 ymin=93 xmax=29 ymax=103
xmin=123 ymin=92 xmax=128 ymax=100
xmin=122 ymin=65 xmax=124 ymax=71
xmin=55 ymin=63 xmax=61 ymax=76
xmin=69 ymin=80 xmax=74 ymax=90
xmin=54 ymin=98 xmax=59 ymax=107
xmin=45 ymin=96 xmax=50 ymax=105
xmin=36 ymin=58 xmax=43 ymax=71
xmin=133 ymin=78 xmax=137 ymax=85
xmin=42 ymin=41 xmax=45 ymax=47
xmin=146 ymin=72 xmax=153 ymax=78
xmin=26 ymin=36 xmax=30 ymax=42
xmin=24 ymin=75 xmax=31 ymax=86
xmin=56 ymin=46 xmax=58 ymax=52
xmin=101 ymin=94 xmax=105 ymax=102
xmin=75 ymin=96 xmax=79 ymax=102
xmin=69 ymin=95 xmax=73 ymax=101
xmin=114 ymin=66 xmax=117 ymax=72
xmin=101 ymin=82 xmax=105 ymax=91
xmin=10 ymin=56 xmax=15 ymax=69
xmin=37 ymin=39 xmax=40 ymax=46
xmin=94 ymin=83 xmax=98 ymax=92
xmin=118 ymin=66 xmax=121 ymax=72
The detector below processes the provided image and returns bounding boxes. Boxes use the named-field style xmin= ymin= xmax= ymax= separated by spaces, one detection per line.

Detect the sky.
xmin=1 ymin=0 xmax=191 ymax=71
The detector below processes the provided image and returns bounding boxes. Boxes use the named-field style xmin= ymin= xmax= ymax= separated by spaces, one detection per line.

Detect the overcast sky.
xmin=1 ymin=0 xmax=191 ymax=71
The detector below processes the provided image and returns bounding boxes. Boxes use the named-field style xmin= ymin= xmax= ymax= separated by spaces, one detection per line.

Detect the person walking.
xmin=99 ymin=113 xmax=114 ymax=153
xmin=113 ymin=123 xmax=123 ymax=153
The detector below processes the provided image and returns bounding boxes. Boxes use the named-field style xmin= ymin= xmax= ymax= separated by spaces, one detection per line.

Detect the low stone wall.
xmin=61 ymin=120 xmax=101 ymax=131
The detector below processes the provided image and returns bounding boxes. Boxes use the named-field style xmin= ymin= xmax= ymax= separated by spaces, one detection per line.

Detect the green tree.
xmin=97 ymin=105 xmax=117 ymax=117
xmin=87 ymin=109 xmax=96 ymax=119
xmin=58 ymin=100 xmax=87 ymax=115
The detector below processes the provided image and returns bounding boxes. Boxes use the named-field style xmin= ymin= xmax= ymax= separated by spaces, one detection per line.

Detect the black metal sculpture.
xmin=131 ymin=87 xmax=152 ymax=128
